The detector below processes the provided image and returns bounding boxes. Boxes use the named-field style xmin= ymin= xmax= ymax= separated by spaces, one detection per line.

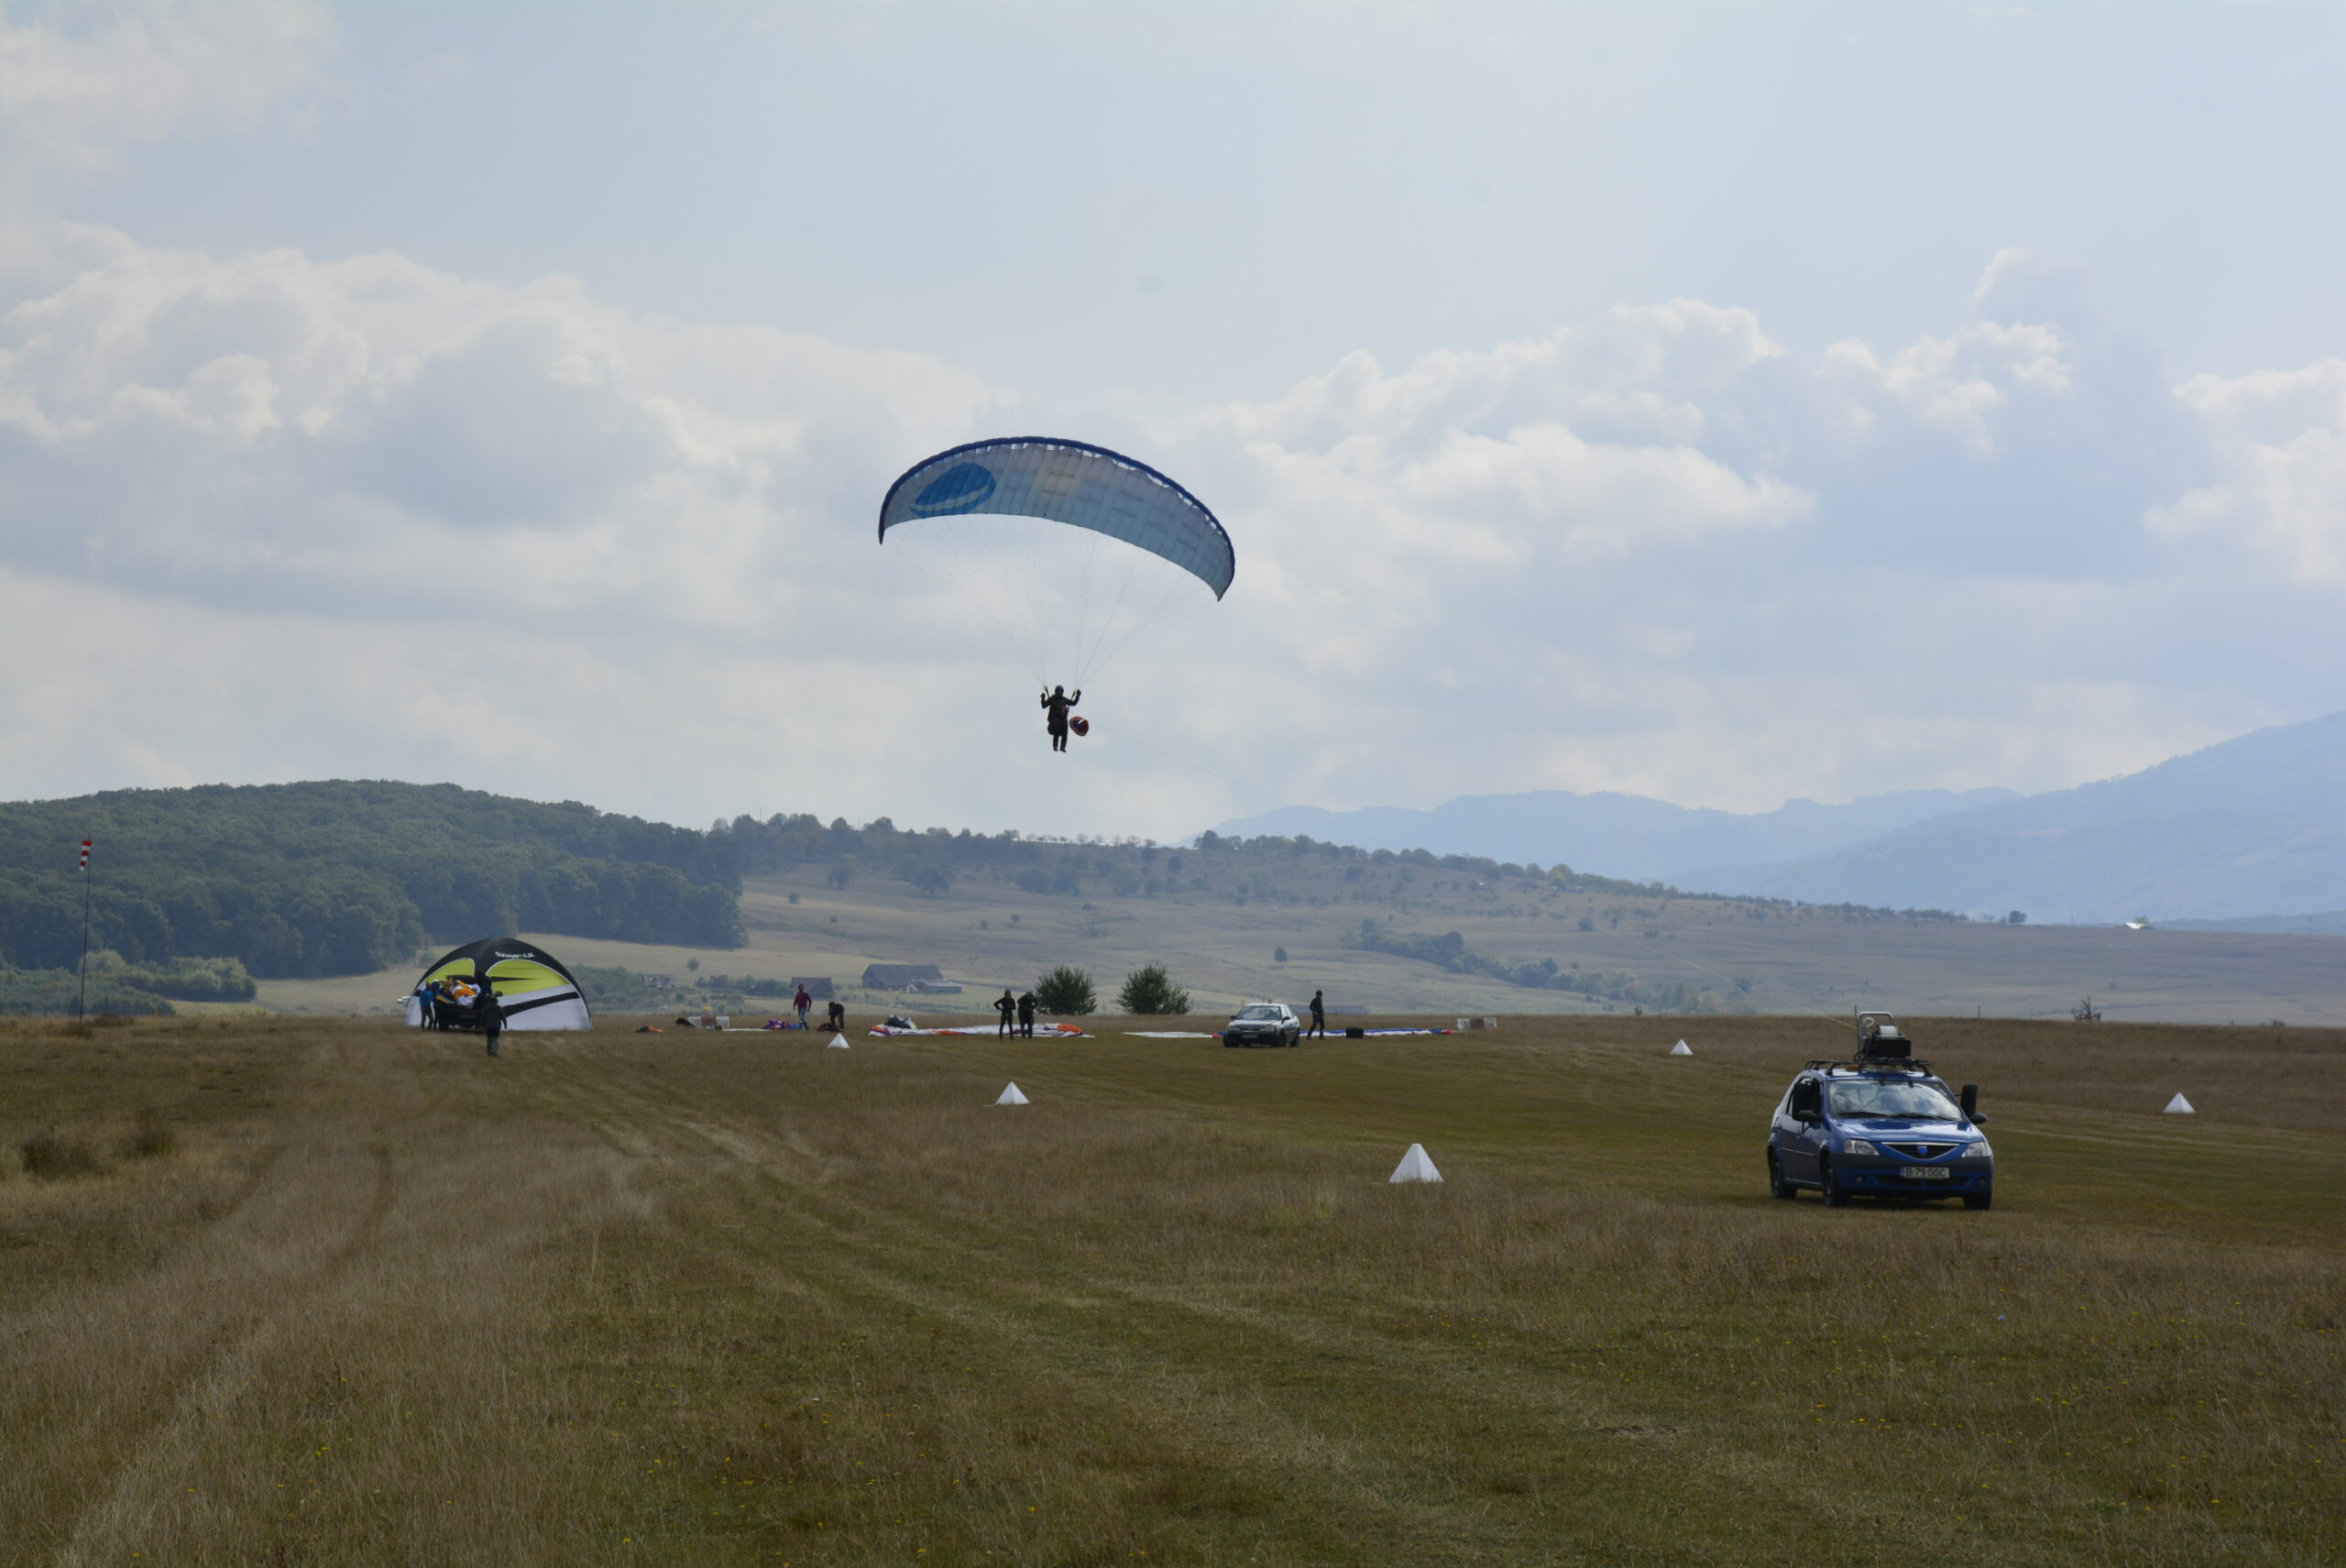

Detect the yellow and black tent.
xmin=403 ymin=937 xmax=591 ymax=1030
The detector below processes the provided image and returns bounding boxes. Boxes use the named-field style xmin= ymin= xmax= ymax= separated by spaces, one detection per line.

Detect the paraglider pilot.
xmin=1041 ymin=685 xmax=1082 ymax=752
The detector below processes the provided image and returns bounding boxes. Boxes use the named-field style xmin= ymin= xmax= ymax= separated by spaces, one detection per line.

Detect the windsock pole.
xmin=74 ymin=839 xmax=93 ymax=1023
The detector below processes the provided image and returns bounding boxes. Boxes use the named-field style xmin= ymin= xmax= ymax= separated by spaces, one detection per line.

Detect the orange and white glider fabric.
xmin=866 ymin=1022 xmax=1088 ymax=1038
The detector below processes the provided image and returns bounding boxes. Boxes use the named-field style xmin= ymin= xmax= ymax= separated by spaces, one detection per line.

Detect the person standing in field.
xmin=1017 ymin=989 xmax=1037 ymax=1038
xmin=995 ymin=988 xmax=1017 ymax=1036
xmin=481 ymin=986 xmax=506 ymax=1057
xmin=795 ymin=984 xmax=813 ymax=1028
xmin=1307 ymin=989 xmax=1326 ymax=1038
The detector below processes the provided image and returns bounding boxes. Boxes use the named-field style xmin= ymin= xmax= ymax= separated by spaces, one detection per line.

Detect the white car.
xmin=1223 ymin=1003 xmax=1301 ymax=1047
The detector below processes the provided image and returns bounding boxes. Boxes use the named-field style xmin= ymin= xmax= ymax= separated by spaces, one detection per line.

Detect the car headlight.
xmin=1842 ymin=1138 xmax=1878 ymax=1156
xmin=1964 ymin=1141 xmax=1994 ymax=1160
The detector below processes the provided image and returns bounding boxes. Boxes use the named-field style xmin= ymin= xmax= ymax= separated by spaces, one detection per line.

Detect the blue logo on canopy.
xmin=911 ymin=462 xmax=997 ymax=515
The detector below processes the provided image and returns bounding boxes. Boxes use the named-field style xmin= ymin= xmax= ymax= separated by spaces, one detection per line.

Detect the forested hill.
xmin=0 ymin=782 xmax=743 ymax=978
xmin=0 ymin=781 xmax=1959 ymax=986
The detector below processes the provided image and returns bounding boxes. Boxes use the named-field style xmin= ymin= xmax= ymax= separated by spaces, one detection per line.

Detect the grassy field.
xmin=5 ymin=1013 xmax=2336 ymax=1566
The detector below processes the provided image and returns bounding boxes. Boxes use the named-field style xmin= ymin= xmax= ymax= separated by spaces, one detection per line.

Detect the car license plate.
xmin=1900 ymin=1166 xmax=1952 ymax=1180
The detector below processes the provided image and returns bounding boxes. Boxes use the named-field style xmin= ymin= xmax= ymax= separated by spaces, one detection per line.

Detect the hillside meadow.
xmin=243 ymin=861 xmax=2346 ymax=1027
xmin=1 ymin=1010 xmax=2337 ymax=1565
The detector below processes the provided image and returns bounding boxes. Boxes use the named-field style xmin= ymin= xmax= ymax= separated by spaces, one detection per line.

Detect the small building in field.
xmin=644 ymin=973 xmax=675 ymax=989
xmin=791 ymin=976 xmax=836 ymax=1000
xmin=862 ymin=962 xmax=946 ymax=991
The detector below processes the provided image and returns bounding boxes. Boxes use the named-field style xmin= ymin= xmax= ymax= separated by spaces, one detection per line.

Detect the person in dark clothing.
xmin=1307 ymin=989 xmax=1326 ymax=1038
xmin=1040 ymin=685 xmax=1083 ymax=752
xmin=795 ymin=984 xmax=814 ymax=1028
xmin=994 ymin=988 xmax=1017 ymax=1036
xmin=826 ymin=999 xmax=847 ymax=1034
xmin=481 ymin=987 xmax=506 ymax=1057
xmin=1016 ymin=990 xmax=1037 ymax=1038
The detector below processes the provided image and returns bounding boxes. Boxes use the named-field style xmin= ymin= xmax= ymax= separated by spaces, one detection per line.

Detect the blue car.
xmin=1767 ymin=1014 xmax=1994 ymax=1210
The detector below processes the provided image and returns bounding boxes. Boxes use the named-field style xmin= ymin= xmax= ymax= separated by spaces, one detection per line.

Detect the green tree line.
xmin=0 ymin=782 xmax=743 ymax=979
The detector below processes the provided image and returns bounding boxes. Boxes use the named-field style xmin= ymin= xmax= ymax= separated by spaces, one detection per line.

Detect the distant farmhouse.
xmin=644 ymin=974 xmax=675 ymax=989
xmin=862 ymin=962 xmax=946 ymax=991
xmin=791 ymin=976 xmax=835 ymax=1000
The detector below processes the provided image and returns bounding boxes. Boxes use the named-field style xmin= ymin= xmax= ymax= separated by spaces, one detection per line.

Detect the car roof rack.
xmin=1803 ymin=1058 xmax=1935 ymax=1076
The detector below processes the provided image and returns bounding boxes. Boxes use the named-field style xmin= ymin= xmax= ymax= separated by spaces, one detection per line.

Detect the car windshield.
xmin=1828 ymin=1080 xmax=1962 ymax=1121
xmin=1235 ymin=1005 xmax=1283 ymax=1020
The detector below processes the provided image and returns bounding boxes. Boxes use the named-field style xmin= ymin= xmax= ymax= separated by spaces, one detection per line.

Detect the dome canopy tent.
xmin=402 ymin=936 xmax=591 ymax=1030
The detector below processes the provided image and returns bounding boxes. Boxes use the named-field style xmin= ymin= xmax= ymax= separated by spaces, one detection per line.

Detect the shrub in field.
xmin=1035 ymin=966 xmax=1097 ymax=1016
xmin=1118 ymin=963 xmax=1189 ymax=1015
xmin=21 ymin=1129 xmax=104 ymax=1180
xmin=123 ymin=1108 xmax=176 ymax=1159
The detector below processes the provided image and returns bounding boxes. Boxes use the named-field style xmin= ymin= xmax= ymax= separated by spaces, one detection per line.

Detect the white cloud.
xmin=0 ymin=224 xmax=1002 ymax=630
xmin=0 ymin=2 xmax=331 ymax=180
xmin=3 ymin=205 xmax=2344 ymax=834
xmin=2154 ymin=360 xmax=2346 ymax=583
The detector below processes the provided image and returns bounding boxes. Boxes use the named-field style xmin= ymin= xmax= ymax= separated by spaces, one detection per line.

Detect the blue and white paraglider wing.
xmin=878 ymin=438 xmax=1234 ymax=599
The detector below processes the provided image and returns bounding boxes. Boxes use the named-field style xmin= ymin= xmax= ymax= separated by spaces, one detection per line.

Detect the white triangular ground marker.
xmin=996 ymin=1082 xmax=1029 ymax=1105
xmin=1671 ymin=1040 xmax=1693 ymax=1056
xmin=2165 ymin=1092 xmax=2195 ymax=1114
xmin=827 ymin=1035 xmax=850 ymax=1049
xmin=1389 ymin=1143 xmax=1442 ymax=1183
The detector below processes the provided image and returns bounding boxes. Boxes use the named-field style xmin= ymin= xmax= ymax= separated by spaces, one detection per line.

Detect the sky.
xmin=5 ymin=0 xmax=2346 ymax=840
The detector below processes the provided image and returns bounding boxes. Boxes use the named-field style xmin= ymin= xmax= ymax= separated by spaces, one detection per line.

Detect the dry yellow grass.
xmin=1 ymin=1012 xmax=2338 ymax=1564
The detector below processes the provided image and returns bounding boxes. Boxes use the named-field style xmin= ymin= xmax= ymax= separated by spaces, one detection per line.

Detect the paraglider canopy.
xmin=403 ymin=936 xmax=591 ymax=1030
xmin=879 ymin=437 xmax=1234 ymax=598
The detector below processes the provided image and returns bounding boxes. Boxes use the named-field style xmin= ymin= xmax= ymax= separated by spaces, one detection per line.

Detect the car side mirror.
xmin=1792 ymin=1108 xmax=1820 ymax=1125
xmin=1960 ymin=1083 xmax=1980 ymax=1119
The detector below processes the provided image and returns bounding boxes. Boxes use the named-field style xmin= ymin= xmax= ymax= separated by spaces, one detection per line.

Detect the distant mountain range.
xmin=1218 ymin=711 xmax=2346 ymax=924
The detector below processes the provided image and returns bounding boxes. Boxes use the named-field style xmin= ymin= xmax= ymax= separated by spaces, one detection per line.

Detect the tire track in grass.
xmin=519 ymin=1041 xmax=1875 ymax=1563
xmin=5 ymin=1037 xmax=407 ymax=1563
xmin=513 ymin=1042 xmax=1484 ymax=1556
xmin=49 ymin=1030 xmax=636 ymax=1567
xmin=506 ymin=1034 xmax=2328 ymax=1566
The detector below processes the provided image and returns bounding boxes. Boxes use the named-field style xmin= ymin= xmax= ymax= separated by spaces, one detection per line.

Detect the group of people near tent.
xmin=416 ymin=974 xmax=508 ymax=1053
xmin=403 ymin=937 xmax=594 ymax=1055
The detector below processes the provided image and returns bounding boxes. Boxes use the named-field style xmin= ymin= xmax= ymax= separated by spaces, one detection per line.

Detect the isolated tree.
xmin=1272 ymin=946 xmax=1288 ymax=964
xmin=1035 ymin=966 xmax=1097 ymax=1016
xmin=1117 ymin=962 xmax=1189 ymax=1015
xmin=827 ymin=861 xmax=854 ymax=890
xmin=686 ymin=958 xmax=699 ymax=972
xmin=2006 ymin=910 xmax=2027 ymax=926
xmin=907 ymin=863 xmax=954 ymax=898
